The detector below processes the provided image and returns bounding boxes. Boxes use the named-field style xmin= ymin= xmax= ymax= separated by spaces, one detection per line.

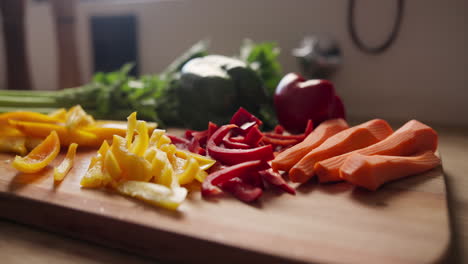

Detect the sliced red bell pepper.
xmin=304 ymin=119 xmax=314 ymax=136
xmin=229 ymin=135 xmax=245 ymax=143
xmin=220 ymin=177 xmax=263 ymax=203
xmin=229 ymin=107 xmax=263 ymax=127
xmin=207 ymin=125 xmax=274 ymax=165
xmin=274 ymin=124 xmax=285 ymax=134
xmin=202 ymin=160 xmax=269 ymax=197
xmin=244 ymin=125 xmax=263 ymax=147
xmin=222 ymin=132 xmax=251 ymax=149
xmin=259 ymin=169 xmax=296 ymax=195
xmin=167 ymin=134 xmax=191 ymax=150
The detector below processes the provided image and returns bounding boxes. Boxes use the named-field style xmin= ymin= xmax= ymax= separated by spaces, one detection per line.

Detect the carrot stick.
xmin=315 ymin=120 xmax=438 ymax=183
xmin=271 ymin=119 xmax=348 ymax=172
xmin=340 ymin=151 xmax=440 ymax=190
xmin=289 ymin=119 xmax=393 ymax=183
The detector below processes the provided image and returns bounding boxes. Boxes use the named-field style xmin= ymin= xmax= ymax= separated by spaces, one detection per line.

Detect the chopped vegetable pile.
xmin=80 ymin=112 xmax=215 ymax=210
xmin=169 ymin=108 xmax=313 ymax=202
xmin=3 ymin=63 xmax=442 ymax=211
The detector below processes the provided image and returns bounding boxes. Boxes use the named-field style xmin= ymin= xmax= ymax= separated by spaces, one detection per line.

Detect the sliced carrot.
xmin=289 ymin=119 xmax=393 ymax=183
xmin=340 ymin=151 xmax=440 ymax=190
xmin=315 ymin=120 xmax=438 ymax=183
xmin=271 ymin=119 xmax=348 ymax=172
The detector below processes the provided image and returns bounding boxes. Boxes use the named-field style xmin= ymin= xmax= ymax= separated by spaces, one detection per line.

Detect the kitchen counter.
xmin=1 ymin=126 xmax=467 ymax=264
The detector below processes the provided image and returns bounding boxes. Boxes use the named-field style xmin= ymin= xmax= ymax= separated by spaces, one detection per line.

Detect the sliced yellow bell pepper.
xmin=175 ymin=149 xmax=216 ymax=171
xmin=151 ymin=149 xmax=176 ymax=188
xmin=130 ymin=121 xmax=149 ymax=157
xmin=48 ymin=108 xmax=67 ymax=121
xmin=195 ymin=170 xmax=208 ymax=183
xmin=54 ymin=143 xmax=78 ymax=181
xmin=103 ymin=149 xmax=122 ymax=181
xmin=0 ymin=111 xmax=61 ymax=124
xmin=0 ymin=136 xmax=27 ymax=155
xmin=97 ymin=140 xmax=110 ymax=157
xmin=125 ymin=112 xmax=137 ymax=148
xmin=115 ymin=181 xmax=187 ymax=211
xmin=80 ymin=157 xmax=112 ymax=188
xmin=12 ymin=130 xmax=60 ymax=173
xmin=111 ymin=135 xmax=152 ymax=182
xmin=83 ymin=120 xmax=157 ymax=142
xmin=148 ymin=129 xmax=166 ymax=147
xmin=177 ymin=157 xmax=200 ymax=185
xmin=9 ymin=119 xmax=68 ymax=138
xmin=65 ymin=105 xmax=95 ymax=129
xmin=9 ymin=119 xmax=101 ymax=147
xmin=0 ymin=124 xmax=27 ymax=155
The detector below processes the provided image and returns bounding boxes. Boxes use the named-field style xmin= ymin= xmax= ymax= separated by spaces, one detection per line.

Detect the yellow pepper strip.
xmin=0 ymin=111 xmax=61 ymax=124
xmin=0 ymin=136 xmax=27 ymax=155
xmin=115 ymin=181 xmax=187 ymax=211
xmin=157 ymin=135 xmax=171 ymax=148
xmin=0 ymin=125 xmax=27 ymax=155
xmin=65 ymin=105 xmax=95 ymax=129
xmin=67 ymin=129 xmax=101 ymax=147
xmin=9 ymin=119 xmax=101 ymax=147
xmin=103 ymin=149 xmax=121 ymax=181
xmin=48 ymin=108 xmax=67 ymax=121
xmin=80 ymin=157 xmax=111 ymax=188
xmin=83 ymin=120 xmax=157 ymax=141
xmin=111 ymin=135 xmax=152 ymax=182
xmin=9 ymin=119 xmax=68 ymax=139
xmin=125 ymin=112 xmax=137 ymax=148
xmin=12 ymin=131 xmax=60 ymax=173
xmin=177 ymin=157 xmax=200 ymax=185
xmin=97 ymin=140 xmax=110 ymax=157
xmin=148 ymin=129 xmax=165 ymax=147
xmin=175 ymin=149 xmax=216 ymax=171
xmin=152 ymin=149 xmax=176 ymax=188
xmin=130 ymin=121 xmax=149 ymax=157
xmin=54 ymin=143 xmax=78 ymax=181
xmin=195 ymin=170 xmax=208 ymax=183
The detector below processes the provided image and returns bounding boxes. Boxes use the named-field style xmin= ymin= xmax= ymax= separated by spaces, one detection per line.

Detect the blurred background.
xmin=0 ymin=0 xmax=467 ymax=126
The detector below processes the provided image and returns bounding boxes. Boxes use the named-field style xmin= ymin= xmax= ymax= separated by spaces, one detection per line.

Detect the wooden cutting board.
xmin=0 ymin=146 xmax=450 ymax=264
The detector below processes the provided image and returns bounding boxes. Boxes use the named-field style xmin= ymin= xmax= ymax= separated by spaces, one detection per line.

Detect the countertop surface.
xmin=1 ymin=126 xmax=467 ymax=264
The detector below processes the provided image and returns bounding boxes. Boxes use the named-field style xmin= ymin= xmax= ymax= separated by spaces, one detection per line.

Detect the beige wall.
xmin=0 ymin=0 xmax=467 ymax=126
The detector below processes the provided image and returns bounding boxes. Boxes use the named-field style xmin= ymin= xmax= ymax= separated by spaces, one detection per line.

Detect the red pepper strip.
xmin=185 ymin=129 xmax=196 ymax=140
xmin=229 ymin=107 xmax=263 ymax=127
xmin=245 ymin=171 xmax=265 ymax=189
xmin=220 ymin=177 xmax=263 ymax=203
xmin=259 ymin=169 xmax=296 ymax=195
xmin=207 ymin=125 xmax=274 ymax=165
xmin=244 ymin=125 xmax=263 ymax=147
xmin=207 ymin=122 xmax=219 ymax=140
xmin=274 ymin=124 xmax=285 ymax=134
xmin=202 ymin=160 xmax=268 ymax=197
xmin=261 ymin=136 xmax=300 ymax=147
xmin=167 ymin=134 xmax=190 ymax=147
xmin=222 ymin=132 xmax=251 ymax=149
xmin=191 ymin=130 xmax=209 ymax=147
xmin=304 ymin=119 xmax=314 ymax=136
xmin=229 ymin=135 xmax=245 ymax=143
xmin=188 ymin=137 xmax=206 ymax=155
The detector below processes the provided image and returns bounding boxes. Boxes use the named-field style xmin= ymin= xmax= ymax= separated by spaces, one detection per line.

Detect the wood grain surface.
xmin=0 ymin=145 xmax=450 ymax=264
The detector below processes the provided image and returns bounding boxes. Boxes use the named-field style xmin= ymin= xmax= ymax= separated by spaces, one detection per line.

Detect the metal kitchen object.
xmin=293 ymin=35 xmax=341 ymax=79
